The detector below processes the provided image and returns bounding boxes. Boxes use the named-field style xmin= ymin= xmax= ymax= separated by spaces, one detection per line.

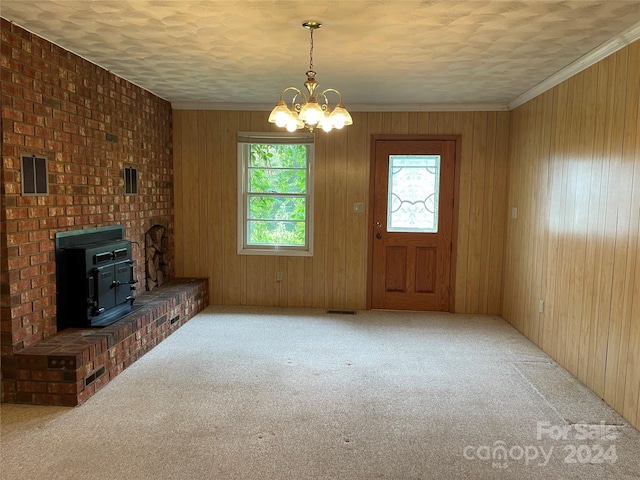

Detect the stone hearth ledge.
xmin=13 ymin=278 xmax=208 ymax=406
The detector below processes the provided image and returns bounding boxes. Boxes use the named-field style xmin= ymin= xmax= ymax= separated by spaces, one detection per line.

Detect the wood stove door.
xmin=96 ymin=265 xmax=117 ymax=313
xmin=114 ymin=260 xmax=133 ymax=305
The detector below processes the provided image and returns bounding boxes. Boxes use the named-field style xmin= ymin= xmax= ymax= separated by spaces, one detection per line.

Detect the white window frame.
xmin=237 ymin=132 xmax=314 ymax=256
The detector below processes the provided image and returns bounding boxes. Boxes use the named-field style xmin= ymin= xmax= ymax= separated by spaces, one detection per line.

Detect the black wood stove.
xmin=55 ymin=226 xmax=138 ymax=329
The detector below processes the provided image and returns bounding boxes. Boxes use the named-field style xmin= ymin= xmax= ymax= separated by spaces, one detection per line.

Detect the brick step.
xmin=14 ymin=278 xmax=208 ymax=406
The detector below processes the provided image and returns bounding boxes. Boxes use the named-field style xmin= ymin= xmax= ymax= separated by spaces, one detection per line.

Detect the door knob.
xmin=376 ymin=233 xmax=383 ymax=239
xmin=376 ymin=222 xmax=382 ymax=228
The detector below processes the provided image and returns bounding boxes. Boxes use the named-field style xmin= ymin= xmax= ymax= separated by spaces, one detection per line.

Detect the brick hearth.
xmin=13 ymin=278 xmax=208 ymax=406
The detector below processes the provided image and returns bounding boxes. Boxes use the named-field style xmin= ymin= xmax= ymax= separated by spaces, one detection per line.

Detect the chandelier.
xmin=268 ymin=20 xmax=353 ymax=133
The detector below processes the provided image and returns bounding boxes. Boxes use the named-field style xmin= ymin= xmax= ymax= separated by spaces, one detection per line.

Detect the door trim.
xmin=366 ymin=134 xmax=462 ymax=312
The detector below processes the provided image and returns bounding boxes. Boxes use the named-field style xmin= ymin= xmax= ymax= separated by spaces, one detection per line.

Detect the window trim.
xmin=237 ymin=132 xmax=314 ymax=257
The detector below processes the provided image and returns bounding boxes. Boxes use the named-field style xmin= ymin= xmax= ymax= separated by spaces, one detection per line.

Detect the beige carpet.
xmin=2 ymin=306 xmax=639 ymax=479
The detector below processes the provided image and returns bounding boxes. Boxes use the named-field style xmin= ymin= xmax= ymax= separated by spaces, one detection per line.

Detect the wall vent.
xmin=21 ymin=154 xmax=49 ymax=195
xmin=327 ymin=310 xmax=356 ymax=315
xmin=85 ymin=366 xmax=106 ymax=387
xmin=124 ymin=166 xmax=138 ymax=195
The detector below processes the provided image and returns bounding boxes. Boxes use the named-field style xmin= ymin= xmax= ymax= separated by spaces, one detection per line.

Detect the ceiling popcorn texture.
xmin=2 ymin=0 xmax=640 ymax=110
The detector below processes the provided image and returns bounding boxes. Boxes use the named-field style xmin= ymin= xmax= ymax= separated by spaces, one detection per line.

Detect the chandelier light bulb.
xmin=286 ymin=120 xmax=298 ymax=132
xmin=320 ymin=117 xmax=333 ymax=132
xmin=299 ymin=99 xmax=323 ymax=126
xmin=268 ymin=100 xmax=293 ymax=128
xmin=329 ymin=102 xmax=353 ymax=129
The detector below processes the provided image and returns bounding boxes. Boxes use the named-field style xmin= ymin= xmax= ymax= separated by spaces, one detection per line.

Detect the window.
xmin=237 ymin=132 xmax=314 ymax=256
xmin=387 ymin=155 xmax=441 ymax=233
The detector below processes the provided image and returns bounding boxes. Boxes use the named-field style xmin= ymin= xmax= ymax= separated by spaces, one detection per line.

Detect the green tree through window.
xmin=238 ymin=133 xmax=314 ymax=255
xmin=248 ymin=144 xmax=307 ymax=245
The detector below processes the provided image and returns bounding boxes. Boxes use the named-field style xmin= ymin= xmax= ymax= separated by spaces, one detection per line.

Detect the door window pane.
xmin=387 ymin=155 xmax=440 ymax=232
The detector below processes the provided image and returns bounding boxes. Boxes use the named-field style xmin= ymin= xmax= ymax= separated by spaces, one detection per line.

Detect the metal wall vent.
xmin=124 ymin=166 xmax=138 ymax=195
xmin=21 ymin=154 xmax=49 ymax=195
xmin=85 ymin=366 xmax=106 ymax=387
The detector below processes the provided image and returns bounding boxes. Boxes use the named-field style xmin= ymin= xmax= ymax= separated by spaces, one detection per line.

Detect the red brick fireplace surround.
xmin=14 ymin=279 xmax=208 ymax=406
xmin=1 ymin=20 xmax=209 ymax=404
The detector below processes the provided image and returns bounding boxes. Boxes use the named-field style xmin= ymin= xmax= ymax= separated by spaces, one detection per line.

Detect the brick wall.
xmin=1 ymin=19 xmax=174 ymax=401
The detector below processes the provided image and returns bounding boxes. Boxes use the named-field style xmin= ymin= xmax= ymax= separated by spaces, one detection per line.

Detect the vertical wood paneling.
xmin=206 ymin=111 xmax=224 ymax=305
xmin=488 ymin=112 xmax=509 ymax=316
xmin=181 ymin=111 xmax=201 ymax=276
xmin=622 ymin=43 xmax=640 ymax=425
xmin=577 ymin=66 xmax=599 ymax=387
xmin=479 ymin=112 xmax=497 ymax=313
xmin=453 ymin=112 xmax=474 ymax=313
xmin=503 ymin=40 xmax=640 ymax=430
xmin=466 ymin=112 xmax=488 ymax=312
xmin=286 ymin=257 xmax=306 ymax=307
xmin=172 ymin=110 xmax=185 ymax=277
xmin=312 ymin=121 xmax=327 ymax=307
xmin=564 ymin=71 xmax=585 ymax=377
xmin=611 ymin=43 xmax=638 ymax=413
xmin=593 ymin=52 xmax=621 ymax=400
xmin=332 ymin=128 xmax=348 ymax=308
xmin=323 ymin=133 xmax=336 ymax=306
xmin=584 ymin=62 xmax=610 ymax=392
xmin=221 ymin=112 xmax=244 ymax=305
xmin=536 ymin=92 xmax=554 ymax=347
xmin=602 ymin=48 xmax=629 ymax=409
xmin=196 ymin=111 xmax=210 ymax=276
xmin=625 ymin=216 xmax=640 ymax=426
xmin=346 ymin=112 xmax=369 ymax=309
xmin=174 ymin=110 xmax=510 ymax=312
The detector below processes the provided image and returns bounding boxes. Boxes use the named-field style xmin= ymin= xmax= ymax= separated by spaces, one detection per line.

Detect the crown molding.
xmin=509 ymin=20 xmax=640 ymax=110
xmin=171 ymin=102 xmax=510 ymax=112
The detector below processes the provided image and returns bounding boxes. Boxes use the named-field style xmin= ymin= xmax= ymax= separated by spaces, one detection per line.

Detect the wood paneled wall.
xmin=503 ymin=41 xmax=640 ymax=430
xmin=173 ymin=110 xmax=509 ymax=313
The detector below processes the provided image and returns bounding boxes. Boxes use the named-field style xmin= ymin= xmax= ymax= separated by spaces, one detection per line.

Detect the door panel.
xmin=385 ymin=246 xmax=407 ymax=292
xmin=371 ymin=139 xmax=456 ymax=311
xmin=415 ymin=247 xmax=436 ymax=293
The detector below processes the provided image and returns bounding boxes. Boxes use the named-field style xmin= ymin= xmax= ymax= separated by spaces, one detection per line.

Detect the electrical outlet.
xmin=539 ymin=299 xmax=544 ymax=313
xmin=512 ymin=207 xmax=518 ymax=219
xmin=276 ymin=272 xmax=283 ymax=282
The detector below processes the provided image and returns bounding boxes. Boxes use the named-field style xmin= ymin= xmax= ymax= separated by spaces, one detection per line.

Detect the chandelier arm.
xmin=319 ymin=88 xmax=344 ymax=105
xmin=280 ymin=86 xmax=304 ymax=101
xmin=316 ymin=92 xmax=332 ymax=114
xmin=280 ymin=86 xmax=308 ymax=109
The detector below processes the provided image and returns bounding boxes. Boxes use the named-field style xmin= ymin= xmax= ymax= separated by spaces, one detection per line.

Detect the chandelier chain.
xmin=309 ymin=27 xmax=314 ymax=72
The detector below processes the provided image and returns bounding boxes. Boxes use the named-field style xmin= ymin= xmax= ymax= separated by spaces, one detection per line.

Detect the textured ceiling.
xmin=2 ymin=1 xmax=640 ymax=110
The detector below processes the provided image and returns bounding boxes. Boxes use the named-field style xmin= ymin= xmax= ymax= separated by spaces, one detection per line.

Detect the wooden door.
xmin=370 ymin=138 xmax=457 ymax=311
